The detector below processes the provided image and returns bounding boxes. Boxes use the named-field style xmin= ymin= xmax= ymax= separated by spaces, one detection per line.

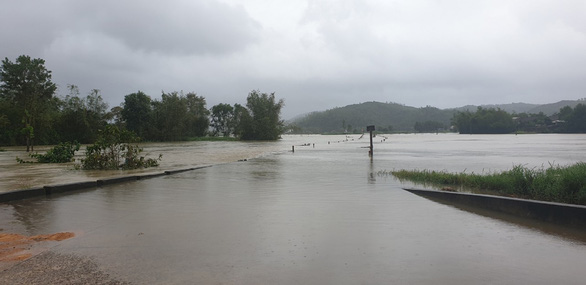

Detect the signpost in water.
xmin=367 ymin=125 xmax=375 ymax=157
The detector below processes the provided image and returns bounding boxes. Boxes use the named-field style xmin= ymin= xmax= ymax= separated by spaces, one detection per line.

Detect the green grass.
xmin=390 ymin=163 xmax=586 ymax=205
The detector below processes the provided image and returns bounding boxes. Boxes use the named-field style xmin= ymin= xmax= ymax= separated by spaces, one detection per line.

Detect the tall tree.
xmin=121 ymin=91 xmax=152 ymax=139
xmin=0 ymin=55 xmax=57 ymax=150
xmin=184 ymin=92 xmax=209 ymax=137
xmin=210 ymin=103 xmax=234 ymax=136
xmin=452 ymin=107 xmax=514 ymax=134
xmin=56 ymin=84 xmax=91 ymax=143
xmin=85 ymin=88 xmax=109 ymax=139
xmin=151 ymin=91 xmax=188 ymax=141
xmin=238 ymin=90 xmax=284 ymax=140
xmin=107 ymin=106 xmax=124 ymax=128
xmin=56 ymin=85 xmax=109 ymax=143
xmin=566 ymin=104 xmax=586 ymax=133
xmin=232 ymin=103 xmax=251 ymax=139
xmin=0 ymin=92 xmax=20 ymax=145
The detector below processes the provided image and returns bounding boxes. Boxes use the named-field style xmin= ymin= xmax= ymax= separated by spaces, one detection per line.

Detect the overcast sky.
xmin=2 ymin=0 xmax=585 ymax=118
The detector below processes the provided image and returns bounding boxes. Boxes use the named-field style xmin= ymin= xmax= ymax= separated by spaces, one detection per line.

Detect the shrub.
xmin=17 ymin=141 xmax=80 ymax=163
xmin=81 ymin=125 xmax=161 ymax=170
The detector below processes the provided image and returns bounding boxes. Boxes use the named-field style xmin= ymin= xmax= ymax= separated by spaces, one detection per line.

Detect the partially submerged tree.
xmin=81 ymin=125 xmax=161 ymax=170
xmin=121 ymin=91 xmax=152 ymax=139
xmin=56 ymin=85 xmax=109 ymax=143
xmin=232 ymin=103 xmax=252 ymax=139
xmin=17 ymin=141 xmax=80 ymax=163
xmin=452 ymin=107 xmax=515 ymax=134
xmin=184 ymin=92 xmax=209 ymax=137
xmin=238 ymin=90 xmax=284 ymax=140
xmin=210 ymin=103 xmax=235 ymax=136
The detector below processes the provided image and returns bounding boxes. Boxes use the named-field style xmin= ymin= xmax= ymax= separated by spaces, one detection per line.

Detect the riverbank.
xmin=404 ymin=188 xmax=586 ymax=229
xmin=392 ymin=163 xmax=586 ymax=206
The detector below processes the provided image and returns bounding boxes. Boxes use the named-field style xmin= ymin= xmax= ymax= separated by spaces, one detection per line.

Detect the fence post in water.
xmin=367 ymin=125 xmax=375 ymax=157
xmin=292 ymin=145 xmax=295 ymax=152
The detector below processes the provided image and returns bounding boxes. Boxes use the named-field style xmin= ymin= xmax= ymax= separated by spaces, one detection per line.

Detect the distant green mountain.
xmin=290 ymin=101 xmax=456 ymax=133
xmin=526 ymin=100 xmax=585 ymax=115
xmin=289 ymin=100 xmax=584 ymax=133
xmin=453 ymin=103 xmax=539 ymax=114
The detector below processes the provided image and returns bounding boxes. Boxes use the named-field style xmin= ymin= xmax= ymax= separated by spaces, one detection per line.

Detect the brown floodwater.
xmin=0 ymin=140 xmax=284 ymax=192
xmin=1 ymin=134 xmax=586 ymax=284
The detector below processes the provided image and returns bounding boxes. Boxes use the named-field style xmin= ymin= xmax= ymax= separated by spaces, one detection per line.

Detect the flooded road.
xmin=1 ymin=134 xmax=586 ymax=284
xmin=0 ymin=140 xmax=284 ymax=192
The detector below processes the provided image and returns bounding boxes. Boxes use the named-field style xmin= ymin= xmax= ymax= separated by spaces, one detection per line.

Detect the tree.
xmin=414 ymin=121 xmax=445 ymax=133
xmin=83 ymin=88 xmax=109 ymax=142
xmin=210 ymin=103 xmax=234 ymax=136
xmin=55 ymin=85 xmax=109 ymax=143
xmin=143 ymin=91 xmax=210 ymax=141
xmin=108 ymin=106 xmax=124 ymax=128
xmin=238 ymin=90 xmax=284 ymax=140
xmin=184 ymin=92 xmax=209 ymax=137
xmin=121 ymin=91 xmax=152 ymax=139
xmin=0 ymin=55 xmax=57 ymax=151
xmin=151 ymin=91 xmax=188 ymax=141
xmin=56 ymin=84 xmax=91 ymax=143
xmin=232 ymin=103 xmax=252 ymax=139
xmin=86 ymin=89 xmax=108 ymax=121
xmin=0 ymin=95 xmax=20 ymax=145
xmin=566 ymin=104 xmax=586 ymax=133
xmin=558 ymin=106 xmax=573 ymax=122
xmin=81 ymin=125 xmax=160 ymax=170
xmin=452 ymin=107 xmax=515 ymax=134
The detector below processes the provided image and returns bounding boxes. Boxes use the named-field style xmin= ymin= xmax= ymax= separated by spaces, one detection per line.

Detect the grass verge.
xmin=390 ymin=163 xmax=586 ymax=205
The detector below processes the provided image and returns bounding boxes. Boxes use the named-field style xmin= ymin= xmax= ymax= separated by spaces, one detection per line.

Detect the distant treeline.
xmin=0 ymin=55 xmax=284 ymax=149
xmin=289 ymin=101 xmax=586 ymax=134
xmin=452 ymin=105 xmax=586 ymax=134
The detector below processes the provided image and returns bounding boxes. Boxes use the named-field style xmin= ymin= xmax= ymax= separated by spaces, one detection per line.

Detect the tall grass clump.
xmin=530 ymin=163 xmax=586 ymax=205
xmin=392 ymin=163 xmax=586 ymax=205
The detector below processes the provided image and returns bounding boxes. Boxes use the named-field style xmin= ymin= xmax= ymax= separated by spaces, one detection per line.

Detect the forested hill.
xmin=290 ymin=102 xmax=456 ymax=133
xmin=525 ymin=100 xmax=585 ymax=115
xmin=289 ymin=100 xmax=585 ymax=133
xmin=453 ymin=100 xmax=585 ymax=115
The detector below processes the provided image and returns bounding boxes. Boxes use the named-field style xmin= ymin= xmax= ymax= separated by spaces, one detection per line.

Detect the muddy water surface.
xmin=0 ymin=140 xmax=284 ymax=192
xmin=1 ymin=134 xmax=586 ymax=284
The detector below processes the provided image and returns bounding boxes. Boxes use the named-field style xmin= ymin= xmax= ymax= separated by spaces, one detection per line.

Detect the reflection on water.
xmin=1 ymin=134 xmax=586 ymax=284
xmin=418 ymin=194 xmax=586 ymax=243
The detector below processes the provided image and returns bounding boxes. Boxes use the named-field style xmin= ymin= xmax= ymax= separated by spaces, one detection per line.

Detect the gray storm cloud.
xmin=1 ymin=0 xmax=585 ymax=118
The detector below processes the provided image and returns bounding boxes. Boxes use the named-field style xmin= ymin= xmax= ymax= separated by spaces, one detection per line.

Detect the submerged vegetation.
xmin=391 ymin=163 xmax=586 ymax=205
xmin=17 ymin=141 xmax=80 ymax=163
xmin=81 ymin=125 xmax=161 ymax=170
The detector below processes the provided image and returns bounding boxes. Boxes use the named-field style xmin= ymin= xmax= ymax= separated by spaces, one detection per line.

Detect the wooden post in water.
xmin=367 ymin=125 xmax=375 ymax=157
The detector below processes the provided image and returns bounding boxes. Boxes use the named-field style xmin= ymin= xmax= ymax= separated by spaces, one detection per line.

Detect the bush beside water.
xmin=17 ymin=141 xmax=80 ymax=163
xmin=81 ymin=126 xmax=161 ymax=170
xmin=391 ymin=163 xmax=586 ymax=205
